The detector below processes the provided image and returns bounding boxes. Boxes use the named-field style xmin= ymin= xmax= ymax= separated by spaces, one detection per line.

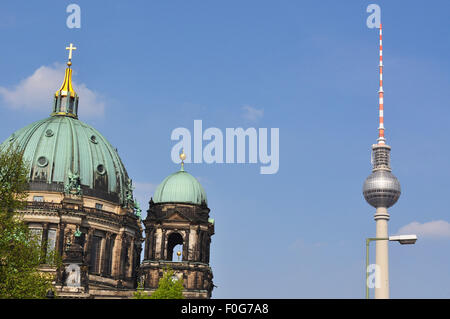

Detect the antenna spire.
xmin=377 ymin=23 xmax=385 ymax=144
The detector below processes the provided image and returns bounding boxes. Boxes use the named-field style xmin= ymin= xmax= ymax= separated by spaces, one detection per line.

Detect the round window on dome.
xmin=37 ymin=156 xmax=48 ymax=167
xmin=90 ymin=135 xmax=98 ymax=144
xmin=45 ymin=129 xmax=54 ymax=137
xmin=97 ymin=164 xmax=106 ymax=175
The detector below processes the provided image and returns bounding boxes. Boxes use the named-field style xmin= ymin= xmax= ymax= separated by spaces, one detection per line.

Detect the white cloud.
xmin=396 ymin=220 xmax=450 ymax=239
xmin=242 ymin=105 xmax=264 ymax=123
xmin=0 ymin=63 xmax=105 ymax=118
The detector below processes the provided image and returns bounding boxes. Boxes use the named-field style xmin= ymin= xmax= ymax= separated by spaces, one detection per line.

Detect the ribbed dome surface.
xmin=153 ymin=170 xmax=207 ymax=205
xmin=1 ymin=115 xmax=132 ymax=205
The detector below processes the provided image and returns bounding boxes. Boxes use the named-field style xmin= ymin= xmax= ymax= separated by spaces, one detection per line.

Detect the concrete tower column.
xmin=374 ymin=207 xmax=390 ymax=299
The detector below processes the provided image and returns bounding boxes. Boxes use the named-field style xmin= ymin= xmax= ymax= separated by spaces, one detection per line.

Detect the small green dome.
xmin=1 ymin=115 xmax=132 ymax=205
xmin=153 ymin=170 xmax=207 ymax=205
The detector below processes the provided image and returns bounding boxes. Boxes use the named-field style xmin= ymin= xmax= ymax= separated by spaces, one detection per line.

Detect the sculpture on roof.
xmin=65 ymin=171 xmax=82 ymax=196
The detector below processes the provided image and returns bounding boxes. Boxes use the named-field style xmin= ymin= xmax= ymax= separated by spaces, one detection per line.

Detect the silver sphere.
xmin=363 ymin=170 xmax=401 ymax=208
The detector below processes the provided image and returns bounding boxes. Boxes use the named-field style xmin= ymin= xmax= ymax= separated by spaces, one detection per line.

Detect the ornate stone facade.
xmin=139 ymin=199 xmax=215 ymax=298
xmin=1 ymin=45 xmax=215 ymax=299
xmin=19 ymin=191 xmax=142 ymax=299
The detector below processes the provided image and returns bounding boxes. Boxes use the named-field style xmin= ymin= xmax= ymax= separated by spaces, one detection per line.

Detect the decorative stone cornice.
xmin=145 ymin=202 xmax=210 ymax=224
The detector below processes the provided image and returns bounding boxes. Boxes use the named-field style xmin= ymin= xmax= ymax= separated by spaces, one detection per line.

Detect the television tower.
xmin=363 ymin=24 xmax=401 ymax=299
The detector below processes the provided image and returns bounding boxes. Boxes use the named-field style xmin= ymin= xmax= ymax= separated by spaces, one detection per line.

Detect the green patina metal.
xmin=0 ymin=115 xmax=133 ymax=206
xmin=134 ymin=198 xmax=142 ymax=218
xmin=74 ymin=227 xmax=82 ymax=238
xmin=64 ymin=171 xmax=82 ymax=196
xmin=153 ymin=169 xmax=207 ymax=206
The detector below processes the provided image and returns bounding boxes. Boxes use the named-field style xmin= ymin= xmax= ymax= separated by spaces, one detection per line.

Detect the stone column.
xmin=183 ymin=228 xmax=190 ymax=261
xmin=55 ymin=223 xmax=66 ymax=284
xmin=101 ymin=232 xmax=112 ymax=276
xmin=206 ymin=235 xmax=211 ymax=263
xmin=194 ymin=227 xmax=200 ymax=261
xmin=154 ymin=227 xmax=162 ymax=259
xmin=119 ymin=234 xmax=128 ymax=280
xmin=198 ymin=230 xmax=204 ymax=262
xmin=111 ymin=233 xmax=123 ymax=278
xmin=144 ymin=229 xmax=150 ymax=260
xmin=150 ymin=228 xmax=157 ymax=259
xmin=127 ymin=238 xmax=135 ymax=279
xmin=161 ymin=229 xmax=167 ymax=260
xmin=84 ymin=228 xmax=94 ymax=268
xmin=188 ymin=227 xmax=198 ymax=261
xmin=148 ymin=228 xmax=155 ymax=259
xmin=97 ymin=234 xmax=106 ymax=274
xmin=56 ymin=223 xmax=67 ymax=258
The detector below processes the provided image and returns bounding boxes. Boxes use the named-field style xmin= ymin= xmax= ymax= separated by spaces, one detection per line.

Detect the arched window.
xmin=167 ymin=232 xmax=183 ymax=262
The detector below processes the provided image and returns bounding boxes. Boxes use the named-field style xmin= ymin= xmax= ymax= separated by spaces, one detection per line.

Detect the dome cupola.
xmin=152 ymin=151 xmax=207 ymax=206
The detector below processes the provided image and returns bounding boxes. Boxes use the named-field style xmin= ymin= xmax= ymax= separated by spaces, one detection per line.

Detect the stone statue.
xmin=65 ymin=171 xmax=82 ymax=196
xmin=64 ymin=229 xmax=73 ymax=251
xmin=125 ymin=178 xmax=135 ymax=208
xmin=134 ymin=198 xmax=141 ymax=218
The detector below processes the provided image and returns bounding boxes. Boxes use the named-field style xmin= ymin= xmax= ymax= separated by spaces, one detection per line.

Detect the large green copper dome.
xmin=0 ymin=58 xmax=133 ymax=206
xmin=153 ymin=169 xmax=207 ymax=206
xmin=1 ymin=116 xmax=132 ymax=205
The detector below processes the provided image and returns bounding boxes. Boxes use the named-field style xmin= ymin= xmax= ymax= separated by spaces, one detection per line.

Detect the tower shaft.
xmin=375 ymin=207 xmax=390 ymax=298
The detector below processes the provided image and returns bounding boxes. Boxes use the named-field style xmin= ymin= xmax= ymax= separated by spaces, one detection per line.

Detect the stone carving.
xmin=65 ymin=171 xmax=82 ymax=196
xmin=134 ymin=198 xmax=141 ymax=218
xmin=64 ymin=229 xmax=73 ymax=250
xmin=122 ymin=178 xmax=135 ymax=208
xmin=74 ymin=226 xmax=82 ymax=238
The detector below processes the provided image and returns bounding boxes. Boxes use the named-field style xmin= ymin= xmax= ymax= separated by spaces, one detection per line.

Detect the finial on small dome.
xmin=180 ymin=149 xmax=186 ymax=171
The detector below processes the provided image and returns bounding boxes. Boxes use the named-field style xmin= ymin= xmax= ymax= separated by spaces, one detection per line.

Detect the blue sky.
xmin=1 ymin=0 xmax=450 ymax=298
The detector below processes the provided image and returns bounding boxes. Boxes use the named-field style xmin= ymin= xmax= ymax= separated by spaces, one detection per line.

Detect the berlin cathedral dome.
xmin=0 ymin=44 xmax=215 ymax=299
xmin=2 ymin=114 xmax=133 ymax=206
xmin=0 ymin=45 xmax=143 ymax=298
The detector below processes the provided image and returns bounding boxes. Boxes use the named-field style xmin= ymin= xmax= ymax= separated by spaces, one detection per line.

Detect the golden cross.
xmin=66 ymin=43 xmax=77 ymax=61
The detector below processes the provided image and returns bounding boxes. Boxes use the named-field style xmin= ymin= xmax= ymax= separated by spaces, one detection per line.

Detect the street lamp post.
xmin=365 ymin=234 xmax=417 ymax=299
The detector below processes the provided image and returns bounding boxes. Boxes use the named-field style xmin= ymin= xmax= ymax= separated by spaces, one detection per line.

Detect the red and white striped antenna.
xmin=377 ymin=23 xmax=385 ymax=144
